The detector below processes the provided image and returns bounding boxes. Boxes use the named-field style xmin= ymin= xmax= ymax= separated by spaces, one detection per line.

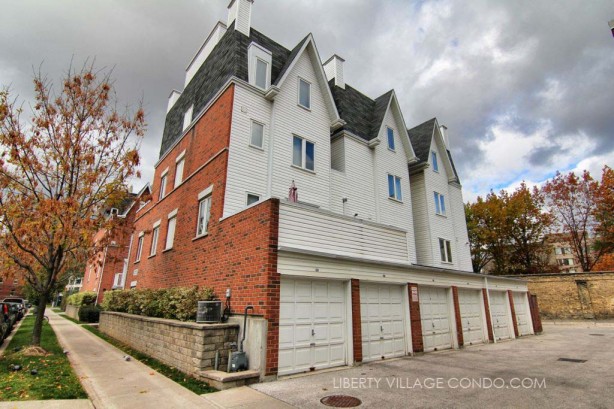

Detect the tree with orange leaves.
xmin=0 ymin=64 xmax=144 ymax=346
xmin=542 ymin=167 xmax=613 ymax=272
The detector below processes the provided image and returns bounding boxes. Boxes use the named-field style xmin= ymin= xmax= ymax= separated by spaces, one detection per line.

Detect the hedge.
xmin=79 ymin=305 xmax=102 ymax=323
xmin=101 ymin=286 xmax=215 ymax=321
xmin=66 ymin=291 xmax=97 ymax=307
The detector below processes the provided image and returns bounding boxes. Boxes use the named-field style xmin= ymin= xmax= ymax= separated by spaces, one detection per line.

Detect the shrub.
xmin=66 ymin=291 xmax=97 ymax=307
xmin=78 ymin=304 xmax=102 ymax=323
xmin=101 ymin=286 xmax=215 ymax=321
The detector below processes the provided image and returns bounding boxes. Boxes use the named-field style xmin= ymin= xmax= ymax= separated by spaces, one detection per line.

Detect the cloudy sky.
xmin=1 ymin=0 xmax=613 ymax=201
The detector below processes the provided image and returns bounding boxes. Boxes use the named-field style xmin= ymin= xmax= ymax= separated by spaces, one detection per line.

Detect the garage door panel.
xmin=278 ymin=278 xmax=347 ymax=376
xmin=458 ymin=289 xmax=485 ymax=345
xmin=513 ymin=292 xmax=531 ymax=336
xmin=420 ymin=287 xmax=453 ymax=352
xmin=360 ymin=283 xmax=407 ymax=361
xmin=489 ymin=291 xmax=511 ymax=340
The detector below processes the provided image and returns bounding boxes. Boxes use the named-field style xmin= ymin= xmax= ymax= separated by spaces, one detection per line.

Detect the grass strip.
xmin=0 ymin=316 xmax=87 ymax=401
xmin=55 ymin=313 xmax=81 ymax=326
xmin=80 ymin=324 xmax=216 ymax=395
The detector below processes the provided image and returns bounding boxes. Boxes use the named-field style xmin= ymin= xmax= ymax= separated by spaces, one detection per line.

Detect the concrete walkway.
xmin=46 ymin=309 xmax=292 ymax=409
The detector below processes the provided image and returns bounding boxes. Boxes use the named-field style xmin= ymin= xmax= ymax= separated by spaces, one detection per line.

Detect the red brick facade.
xmin=350 ymin=279 xmax=363 ymax=363
xmin=451 ymin=286 xmax=464 ymax=347
xmin=528 ymin=293 xmax=543 ymax=333
xmin=507 ymin=290 xmax=519 ymax=337
xmin=482 ymin=289 xmax=495 ymax=342
xmin=408 ymin=283 xmax=423 ymax=353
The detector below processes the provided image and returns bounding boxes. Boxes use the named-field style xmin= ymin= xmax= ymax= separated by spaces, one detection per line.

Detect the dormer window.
xmin=248 ymin=43 xmax=272 ymax=90
xmin=432 ymin=151 xmax=439 ymax=172
xmin=183 ymin=105 xmax=193 ymax=132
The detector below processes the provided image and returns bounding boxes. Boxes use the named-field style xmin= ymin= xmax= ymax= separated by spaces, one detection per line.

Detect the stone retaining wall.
xmin=65 ymin=305 xmax=80 ymax=320
xmin=99 ymin=311 xmax=239 ymax=376
xmin=516 ymin=272 xmax=614 ymax=319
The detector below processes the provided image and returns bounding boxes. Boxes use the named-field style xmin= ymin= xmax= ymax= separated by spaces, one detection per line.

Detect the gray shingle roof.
xmin=159 ymin=24 xmax=292 ymax=157
xmin=273 ymin=34 xmax=310 ymax=86
xmin=329 ymin=82 xmax=393 ymax=141
xmin=407 ymin=118 xmax=436 ymax=162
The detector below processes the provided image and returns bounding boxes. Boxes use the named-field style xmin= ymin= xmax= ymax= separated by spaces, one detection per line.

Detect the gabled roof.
xmin=329 ymin=84 xmax=395 ymax=142
xmin=273 ymin=34 xmax=310 ymax=86
xmin=160 ymin=23 xmax=293 ymax=157
xmin=407 ymin=118 xmax=461 ymax=184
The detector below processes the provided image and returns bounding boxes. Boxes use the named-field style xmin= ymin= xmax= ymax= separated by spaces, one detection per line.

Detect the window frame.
xmin=159 ymin=168 xmax=169 ymax=200
xmin=387 ymin=174 xmax=403 ymax=202
xmin=246 ymin=193 xmax=261 ymax=206
xmin=292 ymin=135 xmax=315 ymax=172
xmin=387 ymin=127 xmax=395 ymax=151
xmin=434 ymin=191 xmax=446 ymax=216
xmin=165 ymin=209 xmax=178 ymax=251
xmin=298 ymin=77 xmax=311 ymax=110
xmin=149 ymin=220 xmax=161 ymax=257
xmin=174 ymin=151 xmax=186 ymax=188
xmin=431 ymin=151 xmax=439 ymax=172
xmin=135 ymin=233 xmax=144 ymax=263
xmin=255 ymin=57 xmax=268 ymax=90
xmin=439 ymin=238 xmax=453 ymax=263
xmin=195 ymin=186 xmax=213 ymax=238
xmin=183 ymin=104 xmax=194 ymax=132
xmin=250 ymin=120 xmax=265 ymax=149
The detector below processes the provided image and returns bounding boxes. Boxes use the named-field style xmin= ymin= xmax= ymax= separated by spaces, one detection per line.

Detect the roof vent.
xmin=323 ymin=55 xmax=345 ymax=89
xmin=227 ymin=0 xmax=253 ymax=37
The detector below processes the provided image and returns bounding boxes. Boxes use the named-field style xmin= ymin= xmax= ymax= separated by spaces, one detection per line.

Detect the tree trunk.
xmin=32 ymin=292 xmax=49 ymax=346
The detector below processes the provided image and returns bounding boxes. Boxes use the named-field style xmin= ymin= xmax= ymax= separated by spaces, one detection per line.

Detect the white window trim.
xmin=249 ymin=120 xmax=265 ymax=150
xmin=297 ymin=77 xmax=311 ymax=110
xmin=149 ymin=225 xmax=159 ymax=257
xmin=387 ymin=127 xmax=395 ymax=152
xmin=431 ymin=150 xmax=439 ymax=172
xmin=439 ymin=238 xmax=453 ymax=264
xmin=291 ymin=134 xmax=316 ymax=172
xmin=159 ymin=168 xmax=169 ymax=200
xmin=198 ymin=185 xmax=213 ymax=200
xmin=175 ymin=150 xmax=186 ymax=163
xmin=174 ymin=156 xmax=185 ymax=188
xmin=168 ymin=208 xmax=178 ymax=219
xmin=387 ymin=173 xmax=403 ymax=202
xmin=195 ymin=195 xmax=212 ymax=239
xmin=255 ymin=57 xmax=269 ymax=90
xmin=183 ymin=104 xmax=194 ymax=132
xmin=165 ymin=213 xmax=177 ymax=251
xmin=135 ymin=233 xmax=144 ymax=263
xmin=246 ymin=192 xmax=261 ymax=207
xmin=248 ymin=42 xmax=272 ymax=90
xmin=434 ymin=191 xmax=446 ymax=216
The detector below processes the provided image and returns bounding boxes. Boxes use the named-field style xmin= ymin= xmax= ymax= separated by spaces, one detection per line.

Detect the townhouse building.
xmin=115 ymin=0 xmax=536 ymax=378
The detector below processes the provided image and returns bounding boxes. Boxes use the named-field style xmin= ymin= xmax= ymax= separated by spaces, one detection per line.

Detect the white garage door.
xmin=360 ymin=283 xmax=407 ymax=361
xmin=489 ymin=291 xmax=511 ymax=340
xmin=278 ymin=278 xmax=347 ymax=376
xmin=419 ymin=286 xmax=453 ymax=352
xmin=458 ymin=289 xmax=486 ymax=345
xmin=513 ymin=292 xmax=532 ymax=336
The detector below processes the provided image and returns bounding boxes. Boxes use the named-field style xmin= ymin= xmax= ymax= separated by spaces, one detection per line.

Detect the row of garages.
xmin=278 ymin=277 xmax=535 ymax=376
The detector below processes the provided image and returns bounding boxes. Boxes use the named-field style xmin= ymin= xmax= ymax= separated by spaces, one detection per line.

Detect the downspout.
xmin=94 ymin=245 xmax=109 ymax=306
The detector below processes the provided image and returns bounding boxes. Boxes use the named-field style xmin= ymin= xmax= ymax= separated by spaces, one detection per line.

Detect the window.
xmin=250 ymin=121 xmax=264 ymax=149
xmin=159 ymin=169 xmax=168 ymax=200
xmin=255 ymin=58 xmax=268 ymax=90
xmin=434 ymin=192 xmax=446 ymax=215
xmin=133 ymin=269 xmax=138 ymax=276
xmin=165 ymin=210 xmax=177 ymax=250
xmin=387 ymin=174 xmax=402 ymax=201
xmin=298 ymin=78 xmax=311 ymax=109
xmin=150 ymin=223 xmax=160 ymax=257
xmin=555 ymin=247 xmax=562 ymax=255
xmin=439 ymin=238 xmax=453 ymax=263
xmin=183 ymin=105 xmax=193 ymax=131
xmin=174 ymin=152 xmax=185 ymax=188
xmin=292 ymin=135 xmax=315 ymax=171
xmin=197 ymin=196 xmax=212 ymax=237
xmin=247 ymin=193 xmax=260 ymax=206
xmin=432 ymin=151 xmax=439 ymax=172
xmin=387 ymin=127 xmax=395 ymax=151
xmin=135 ymin=234 xmax=144 ymax=262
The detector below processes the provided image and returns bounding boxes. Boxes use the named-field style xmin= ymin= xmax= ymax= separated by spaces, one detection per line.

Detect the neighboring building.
xmin=81 ymin=188 xmax=150 ymax=303
xmin=546 ymin=233 xmax=584 ymax=273
xmin=0 ymin=272 xmax=24 ymax=300
xmin=65 ymin=276 xmax=84 ymax=294
xmin=106 ymin=0 xmax=534 ymax=378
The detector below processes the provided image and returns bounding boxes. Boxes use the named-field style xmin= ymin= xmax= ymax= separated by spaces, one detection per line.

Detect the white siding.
xmin=279 ymin=202 xmax=409 ymax=264
xmin=270 ymin=50 xmax=332 ymax=210
xmin=410 ymin=172 xmax=433 ymax=266
xmin=330 ymin=137 xmax=345 ymax=172
xmin=278 ymin=252 xmax=529 ymax=292
xmin=224 ymin=85 xmax=272 ymax=217
xmin=449 ymin=184 xmax=473 ymax=271
xmin=329 ymin=137 xmax=376 ymax=221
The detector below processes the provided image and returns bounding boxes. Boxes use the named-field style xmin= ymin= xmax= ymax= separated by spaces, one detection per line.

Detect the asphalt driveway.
xmin=252 ymin=323 xmax=614 ymax=409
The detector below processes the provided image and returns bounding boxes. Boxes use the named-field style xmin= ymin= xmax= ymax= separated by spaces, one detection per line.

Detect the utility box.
xmin=196 ymin=301 xmax=222 ymax=323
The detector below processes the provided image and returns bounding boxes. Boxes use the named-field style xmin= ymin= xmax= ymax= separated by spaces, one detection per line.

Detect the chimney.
xmin=323 ymin=55 xmax=345 ymax=89
xmin=227 ymin=0 xmax=254 ymax=37
xmin=439 ymin=125 xmax=449 ymax=149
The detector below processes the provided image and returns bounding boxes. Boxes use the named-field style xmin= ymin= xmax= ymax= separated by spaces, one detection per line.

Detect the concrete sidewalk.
xmin=47 ymin=309 xmax=293 ymax=409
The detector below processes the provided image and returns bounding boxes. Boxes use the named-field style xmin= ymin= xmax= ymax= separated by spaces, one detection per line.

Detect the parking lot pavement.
xmin=252 ymin=324 xmax=614 ymax=409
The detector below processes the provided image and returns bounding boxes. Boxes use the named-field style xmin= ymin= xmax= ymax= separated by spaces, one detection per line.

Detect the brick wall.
xmin=100 ymin=312 xmax=239 ymax=376
xmin=518 ymin=272 xmax=614 ymax=319
xmin=350 ymin=279 xmax=362 ymax=363
xmin=127 ymin=85 xmax=281 ymax=375
xmin=507 ymin=290 xmax=519 ymax=337
xmin=408 ymin=283 xmax=423 ymax=353
xmin=482 ymin=289 xmax=494 ymax=342
xmin=451 ymin=286 xmax=464 ymax=347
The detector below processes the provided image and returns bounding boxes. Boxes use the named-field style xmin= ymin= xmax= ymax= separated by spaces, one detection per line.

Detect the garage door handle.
xmin=380 ymin=326 xmax=384 ymax=332
xmin=310 ymin=342 xmax=316 ymax=347
xmin=432 ymin=322 xmax=435 ymax=328
xmin=312 ymin=329 xmax=315 ymax=336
